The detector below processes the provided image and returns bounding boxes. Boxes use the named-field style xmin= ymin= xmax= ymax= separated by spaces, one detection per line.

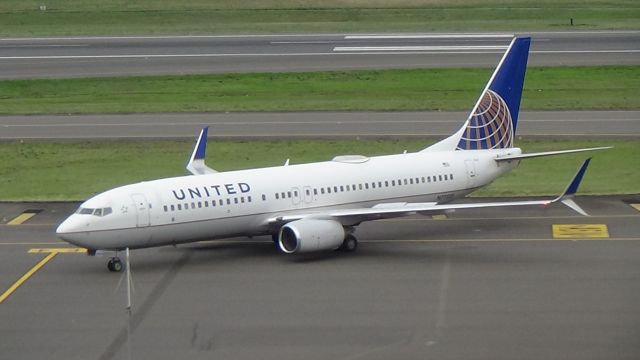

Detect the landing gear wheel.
xmin=341 ymin=234 xmax=358 ymax=252
xmin=107 ymin=257 xmax=123 ymax=272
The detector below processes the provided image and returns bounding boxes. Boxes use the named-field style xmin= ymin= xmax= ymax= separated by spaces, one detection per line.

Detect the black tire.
xmin=107 ymin=257 xmax=123 ymax=272
xmin=341 ymin=235 xmax=358 ymax=252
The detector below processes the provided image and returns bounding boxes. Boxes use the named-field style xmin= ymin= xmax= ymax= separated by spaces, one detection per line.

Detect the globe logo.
xmin=457 ymin=89 xmax=513 ymax=150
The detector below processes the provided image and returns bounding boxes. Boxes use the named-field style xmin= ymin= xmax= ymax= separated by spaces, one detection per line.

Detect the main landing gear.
xmin=107 ymin=256 xmax=123 ymax=272
xmin=340 ymin=234 xmax=358 ymax=252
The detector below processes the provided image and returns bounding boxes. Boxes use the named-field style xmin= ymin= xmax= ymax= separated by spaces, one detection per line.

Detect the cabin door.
xmin=464 ymin=159 xmax=478 ymax=188
xmin=131 ymin=193 xmax=150 ymax=227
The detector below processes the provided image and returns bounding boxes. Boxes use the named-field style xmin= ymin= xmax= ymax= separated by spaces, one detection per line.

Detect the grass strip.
xmin=0 ymin=1 xmax=638 ymax=36
xmin=1 ymin=67 xmax=638 ymax=114
xmin=0 ymin=139 xmax=635 ymax=201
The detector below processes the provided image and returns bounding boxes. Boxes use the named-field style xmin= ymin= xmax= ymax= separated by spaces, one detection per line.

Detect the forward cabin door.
xmin=131 ymin=193 xmax=150 ymax=227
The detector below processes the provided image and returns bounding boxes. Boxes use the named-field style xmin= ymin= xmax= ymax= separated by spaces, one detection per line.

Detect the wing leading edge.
xmin=267 ymin=158 xmax=592 ymax=226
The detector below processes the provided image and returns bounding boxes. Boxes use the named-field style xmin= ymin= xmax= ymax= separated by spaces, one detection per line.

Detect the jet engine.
xmin=278 ymin=219 xmax=345 ymax=254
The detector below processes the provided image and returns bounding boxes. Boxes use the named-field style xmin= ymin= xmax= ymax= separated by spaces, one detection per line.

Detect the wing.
xmin=267 ymin=158 xmax=592 ymax=226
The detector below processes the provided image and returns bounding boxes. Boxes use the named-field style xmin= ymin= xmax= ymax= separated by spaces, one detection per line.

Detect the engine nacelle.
xmin=278 ymin=219 xmax=345 ymax=254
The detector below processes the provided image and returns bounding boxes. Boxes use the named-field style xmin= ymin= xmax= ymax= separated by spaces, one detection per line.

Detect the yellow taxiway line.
xmin=0 ymin=248 xmax=86 ymax=304
xmin=6 ymin=212 xmax=37 ymax=225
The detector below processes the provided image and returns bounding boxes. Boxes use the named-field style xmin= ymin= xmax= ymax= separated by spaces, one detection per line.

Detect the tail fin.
xmin=423 ymin=37 xmax=531 ymax=152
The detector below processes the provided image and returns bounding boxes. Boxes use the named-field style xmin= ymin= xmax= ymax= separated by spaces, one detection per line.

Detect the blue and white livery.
xmin=57 ymin=37 xmax=608 ymax=271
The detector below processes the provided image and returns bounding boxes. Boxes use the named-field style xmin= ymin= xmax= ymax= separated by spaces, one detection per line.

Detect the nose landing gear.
xmin=107 ymin=256 xmax=123 ymax=272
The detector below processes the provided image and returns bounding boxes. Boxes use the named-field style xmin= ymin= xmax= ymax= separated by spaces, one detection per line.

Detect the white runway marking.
xmin=333 ymin=45 xmax=509 ymax=51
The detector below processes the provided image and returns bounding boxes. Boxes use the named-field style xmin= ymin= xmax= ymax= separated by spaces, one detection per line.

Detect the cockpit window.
xmin=77 ymin=207 xmax=94 ymax=215
xmin=76 ymin=207 xmax=112 ymax=217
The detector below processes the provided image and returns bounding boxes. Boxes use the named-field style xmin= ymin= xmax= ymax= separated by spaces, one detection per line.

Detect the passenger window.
xmin=248 ymin=196 xmax=252 ymax=202
xmin=177 ymin=204 xmax=182 ymax=210
xmin=281 ymin=192 xmax=286 ymax=199
xmin=198 ymin=202 xmax=202 ymax=208
xmin=328 ymin=187 xmax=332 ymax=194
xmin=385 ymin=181 xmax=389 ymax=187
xmin=306 ymin=189 xmax=310 ymax=196
xmin=372 ymin=182 xmax=376 ymax=189
xmin=191 ymin=202 xmax=196 ymax=209
xmin=287 ymin=191 xmax=292 ymax=198
xmin=321 ymin=188 xmax=325 ymax=194
xmin=313 ymin=189 xmax=318 ymax=195
xmin=378 ymin=181 xmax=382 ymax=187
xmin=170 ymin=205 xmax=175 ymax=211
xmin=439 ymin=175 xmax=443 ymax=181
xmin=219 ymin=199 xmax=223 ymax=206
xmin=234 ymin=198 xmax=238 ymax=204
xmin=404 ymin=179 xmax=408 ymax=185
xmin=294 ymin=190 xmax=298 ymax=197
xmin=241 ymin=197 xmax=245 ymax=203
xmin=392 ymin=180 xmax=396 ymax=186
xmin=333 ymin=186 xmax=338 ymax=193
xmin=410 ymin=179 xmax=414 ymax=185
xmin=227 ymin=199 xmax=231 ymax=205
xmin=421 ymin=177 xmax=425 ymax=183
xmin=275 ymin=193 xmax=279 ymax=199
xmin=163 ymin=205 xmax=168 ymax=212
xmin=204 ymin=201 xmax=209 ymax=207
xmin=211 ymin=201 xmax=216 ymax=207
xmin=450 ymin=173 xmax=454 ymax=180
xmin=262 ymin=194 xmax=267 ymax=201
xmin=340 ymin=186 xmax=344 ymax=192
xmin=359 ymin=184 xmax=363 ymax=190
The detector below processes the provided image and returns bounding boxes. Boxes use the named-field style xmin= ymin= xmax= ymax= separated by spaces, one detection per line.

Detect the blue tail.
xmin=456 ymin=37 xmax=530 ymax=150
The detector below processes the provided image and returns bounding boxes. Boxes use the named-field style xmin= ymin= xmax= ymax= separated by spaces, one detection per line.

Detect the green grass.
xmin=1 ymin=67 xmax=638 ymax=114
xmin=0 ymin=139 xmax=635 ymax=201
xmin=0 ymin=1 xmax=638 ymax=36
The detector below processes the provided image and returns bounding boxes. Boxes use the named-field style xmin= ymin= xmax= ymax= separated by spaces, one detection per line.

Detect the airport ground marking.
xmin=552 ymin=224 xmax=610 ymax=239
xmin=0 ymin=247 xmax=86 ymax=304
xmin=6 ymin=212 xmax=37 ymax=225
xmin=630 ymin=204 xmax=640 ymax=212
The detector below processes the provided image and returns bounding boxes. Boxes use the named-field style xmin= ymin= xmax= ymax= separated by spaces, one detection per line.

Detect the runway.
xmin=1 ymin=110 xmax=639 ymax=140
xmin=0 ymin=31 xmax=638 ymax=79
xmin=1 ymin=196 xmax=639 ymax=359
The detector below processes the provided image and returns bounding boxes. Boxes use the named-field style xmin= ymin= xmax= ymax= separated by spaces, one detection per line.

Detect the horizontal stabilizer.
xmin=495 ymin=147 xmax=611 ymax=162
xmin=186 ymin=127 xmax=217 ymax=175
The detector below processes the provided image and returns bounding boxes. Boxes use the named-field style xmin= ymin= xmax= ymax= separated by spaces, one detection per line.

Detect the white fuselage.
xmin=56 ymin=148 xmax=520 ymax=250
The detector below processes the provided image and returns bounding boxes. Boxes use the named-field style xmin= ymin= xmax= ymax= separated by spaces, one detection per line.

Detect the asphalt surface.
xmin=1 ymin=196 xmax=639 ymax=359
xmin=2 ymin=110 xmax=638 ymax=140
xmin=0 ymin=31 xmax=638 ymax=79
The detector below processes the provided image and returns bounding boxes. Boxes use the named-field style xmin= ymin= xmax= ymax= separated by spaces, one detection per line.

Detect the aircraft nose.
xmin=56 ymin=216 xmax=77 ymax=236
xmin=56 ymin=215 xmax=91 ymax=248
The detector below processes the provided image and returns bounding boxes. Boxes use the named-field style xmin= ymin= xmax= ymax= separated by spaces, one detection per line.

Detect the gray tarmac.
xmin=2 ymin=110 xmax=639 ymax=140
xmin=1 ymin=196 xmax=640 ymax=359
xmin=0 ymin=31 xmax=638 ymax=79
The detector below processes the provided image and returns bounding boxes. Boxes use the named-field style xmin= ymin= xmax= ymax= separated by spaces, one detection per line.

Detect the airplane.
xmin=56 ymin=37 xmax=609 ymax=272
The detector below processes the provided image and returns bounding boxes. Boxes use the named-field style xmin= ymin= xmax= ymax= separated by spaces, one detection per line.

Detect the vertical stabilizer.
xmin=423 ymin=37 xmax=530 ymax=152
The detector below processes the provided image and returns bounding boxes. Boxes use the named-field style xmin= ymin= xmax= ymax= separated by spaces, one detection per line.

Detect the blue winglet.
xmin=564 ymin=158 xmax=591 ymax=196
xmin=186 ymin=127 xmax=217 ymax=175
xmin=194 ymin=126 xmax=209 ymax=160
xmin=552 ymin=158 xmax=591 ymax=216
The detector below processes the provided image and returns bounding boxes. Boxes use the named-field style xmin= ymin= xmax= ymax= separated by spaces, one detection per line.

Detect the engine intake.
xmin=279 ymin=219 xmax=345 ymax=254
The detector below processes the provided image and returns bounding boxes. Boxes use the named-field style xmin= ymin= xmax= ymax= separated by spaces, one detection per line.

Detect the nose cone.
xmin=56 ymin=215 xmax=90 ymax=248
